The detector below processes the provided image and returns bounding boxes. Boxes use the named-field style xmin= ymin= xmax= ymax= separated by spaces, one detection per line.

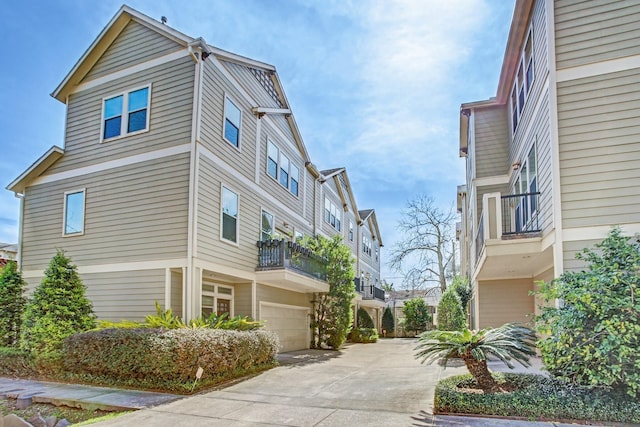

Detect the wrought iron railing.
xmin=256 ymin=239 xmax=328 ymax=281
xmin=354 ymin=278 xmax=385 ymax=301
xmin=500 ymin=192 xmax=541 ymax=236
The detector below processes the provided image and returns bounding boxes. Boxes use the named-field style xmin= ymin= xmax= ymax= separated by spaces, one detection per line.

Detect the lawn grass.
xmin=436 ymin=373 xmax=640 ymax=424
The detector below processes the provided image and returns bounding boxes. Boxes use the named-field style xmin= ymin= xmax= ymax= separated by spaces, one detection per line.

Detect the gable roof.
xmin=360 ymin=209 xmax=383 ymax=247
xmin=7 ymin=146 xmax=64 ymax=194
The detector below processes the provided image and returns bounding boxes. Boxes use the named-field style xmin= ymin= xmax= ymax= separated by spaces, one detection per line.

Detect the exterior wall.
xmin=170 ymin=269 xmax=183 ymax=318
xmin=554 ymin=0 xmax=640 ymax=69
xmin=47 ymin=58 xmax=194 ymax=174
xmin=477 ymin=278 xmax=535 ymax=328
xmin=85 ymin=20 xmax=184 ymax=80
xmin=473 ymin=106 xmax=509 ymax=178
xmin=562 ymin=239 xmax=599 ymax=272
xmin=22 ymin=153 xmax=190 ymax=271
xmin=557 ymin=68 xmax=640 ymax=230
xmin=256 ymin=284 xmax=311 ymax=317
xmin=233 ymin=282 xmax=253 ymax=317
xmin=319 ymin=178 xmax=344 ymax=238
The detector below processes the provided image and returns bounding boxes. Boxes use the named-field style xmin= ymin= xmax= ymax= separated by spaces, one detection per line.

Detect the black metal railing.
xmin=256 ymin=239 xmax=328 ymax=281
xmin=354 ymin=278 xmax=385 ymax=301
xmin=501 ymin=192 xmax=541 ymax=236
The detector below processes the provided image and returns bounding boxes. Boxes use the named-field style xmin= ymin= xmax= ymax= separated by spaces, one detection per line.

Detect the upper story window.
xmin=349 ymin=220 xmax=354 ymax=242
xmin=266 ymin=140 xmax=299 ymax=196
xmin=510 ymin=29 xmax=534 ymax=134
xmin=261 ymin=209 xmax=274 ymax=241
xmin=102 ymin=85 xmax=150 ymax=141
xmin=362 ymin=235 xmax=372 ymax=256
xmin=224 ymin=96 xmax=241 ymax=148
xmin=514 ymin=144 xmax=538 ymax=232
xmin=221 ymin=186 xmax=239 ymax=244
xmin=324 ymin=197 xmax=341 ymax=231
xmin=63 ymin=189 xmax=85 ymax=236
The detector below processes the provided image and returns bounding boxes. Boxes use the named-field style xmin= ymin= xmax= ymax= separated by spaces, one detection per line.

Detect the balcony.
xmin=471 ymin=192 xmax=552 ymax=281
xmin=256 ymin=239 xmax=329 ymax=293
xmin=354 ymin=278 xmax=385 ymax=302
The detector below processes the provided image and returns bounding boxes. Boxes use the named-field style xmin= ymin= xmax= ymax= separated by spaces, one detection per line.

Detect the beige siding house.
xmin=458 ymin=0 xmax=640 ymax=329
xmin=6 ymin=5 xmax=383 ymax=352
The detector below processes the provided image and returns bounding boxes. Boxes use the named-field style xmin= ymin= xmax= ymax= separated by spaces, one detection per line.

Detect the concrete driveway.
xmin=89 ymin=338 xmax=468 ymax=426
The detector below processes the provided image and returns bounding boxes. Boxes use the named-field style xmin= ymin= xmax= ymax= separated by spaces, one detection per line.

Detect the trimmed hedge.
xmin=62 ymin=328 xmax=279 ymax=392
xmin=435 ymin=373 xmax=640 ymax=424
xmin=350 ymin=328 xmax=378 ymax=343
xmin=0 ymin=347 xmax=36 ymax=377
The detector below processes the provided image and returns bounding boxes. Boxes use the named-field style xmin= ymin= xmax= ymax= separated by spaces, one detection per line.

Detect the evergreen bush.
xmin=21 ymin=250 xmax=96 ymax=358
xmin=356 ymin=307 xmax=375 ymax=328
xmin=382 ymin=306 xmax=395 ymax=335
xmin=403 ymin=297 xmax=432 ymax=335
xmin=535 ymin=227 xmax=640 ymax=397
xmin=437 ymin=288 xmax=465 ymax=331
xmin=0 ymin=261 xmax=27 ymax=347
xmin=451 ymin=275 xmax=472 ymax=315
xmin=350 ymin=327 xmax=378 ymax=343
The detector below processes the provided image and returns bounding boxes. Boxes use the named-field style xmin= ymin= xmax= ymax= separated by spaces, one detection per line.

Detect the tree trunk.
xmin=463 ymin=356 xmax=500 ymax=392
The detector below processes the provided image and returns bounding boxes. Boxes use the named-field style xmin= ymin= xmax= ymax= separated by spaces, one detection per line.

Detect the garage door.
xmin=260 ymin=302 xmax=309 ymax=352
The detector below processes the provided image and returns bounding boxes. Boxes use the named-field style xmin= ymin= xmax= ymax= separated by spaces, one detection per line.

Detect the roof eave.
xmin=7 ymin=146 xmax=64 ymax=194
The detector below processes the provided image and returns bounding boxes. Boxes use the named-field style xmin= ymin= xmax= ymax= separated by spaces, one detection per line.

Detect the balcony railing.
xmin=500 ymin=192 xmax=541 ymax=236
xmin=474 ymin=211 xmax=484 ymax=264
xmin=354 ymin=278 xmax=385 ymax=301
xmin=256 ymin=239 xmax=328 ymax=281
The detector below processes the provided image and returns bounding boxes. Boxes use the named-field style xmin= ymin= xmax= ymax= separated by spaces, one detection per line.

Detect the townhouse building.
xmin=458 ymin=0 xmax=640 ymax=329
xmin=6 ymin=5 xmax=383 ymax=351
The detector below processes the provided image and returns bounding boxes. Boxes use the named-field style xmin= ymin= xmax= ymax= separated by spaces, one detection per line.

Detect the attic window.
xmin=102 ymin=85 xmax=150 ymax=141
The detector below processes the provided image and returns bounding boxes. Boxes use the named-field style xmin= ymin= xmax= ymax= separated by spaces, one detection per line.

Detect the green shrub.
xmin=435 ymin=373 xmax=640 ymax=423
xmin=0 ymin=261 xmax=27 ymax=347
xmin=0 ymin=346 xmax=35 ymax=377
xmin=382 ymin=306 xmax=394 ymax=335
xmin=62 ymin=328 xmax=279 ymax=392
xmin=437 ymin=288 xmax=465 ymax=331
xmin=351 ymin=328 xmax=378 ymax=343
xmin=21 ymin=251 xmax=96 ymax=358
xmin=535 ymin=227 xmax=640 ymax=397
xmin=402 ymin=297 xmax=432 ymax=335
xmin=356 ymin=307 xmax=375 ymax=328
xmin=450 ymin=275 xmax=472 ymax=315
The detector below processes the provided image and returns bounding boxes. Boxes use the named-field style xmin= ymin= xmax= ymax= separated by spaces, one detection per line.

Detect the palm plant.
xmin=415 ymin=323 xmax=537 ymax=392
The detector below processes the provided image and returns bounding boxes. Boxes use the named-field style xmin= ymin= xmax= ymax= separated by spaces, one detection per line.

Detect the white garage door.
xmin=260 ymin=302 xmax=309 ymax=352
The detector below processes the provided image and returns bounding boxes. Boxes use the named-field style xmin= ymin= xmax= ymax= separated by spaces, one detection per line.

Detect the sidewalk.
xmin=0 ymin=377 xmax=181 ymax=412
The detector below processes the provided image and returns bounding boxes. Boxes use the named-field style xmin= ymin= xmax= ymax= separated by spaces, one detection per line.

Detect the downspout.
xmin=186 ymin=46 xmax=204 ymax=320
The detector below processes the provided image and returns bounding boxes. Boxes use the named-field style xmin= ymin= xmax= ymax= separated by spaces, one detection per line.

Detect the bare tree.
xmin=389 ymin=195 xmax=456 ymax=293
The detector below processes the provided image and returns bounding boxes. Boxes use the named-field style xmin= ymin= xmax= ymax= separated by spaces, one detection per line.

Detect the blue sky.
xmin=0 ymin=0 xmax=514 ymax=283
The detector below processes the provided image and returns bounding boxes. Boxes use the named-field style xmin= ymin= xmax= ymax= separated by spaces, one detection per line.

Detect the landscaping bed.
xmin=435 ymin=373 xmax=640 ymax=424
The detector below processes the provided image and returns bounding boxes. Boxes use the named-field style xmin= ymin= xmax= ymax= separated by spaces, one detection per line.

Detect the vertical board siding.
xmin=555 ymin=0 xmax=640 ymax=69
xmin=86 ymin=21 xmax=184 ymax=81
xmin=48 ymin=57 xmax=194 ymax=174
xmin=558 ymin=68 xmax=640 ymax=228
xmin=22 ymin=153 xmax=190 ymax=271
xmin=474 ymin=106 xmax=509 ymax=178
xmin=82 ymin=269 xmax=166 ymax=321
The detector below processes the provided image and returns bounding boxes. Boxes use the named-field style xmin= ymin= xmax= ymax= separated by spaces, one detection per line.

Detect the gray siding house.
xmin=458 ymin=0 xmax=640 ymax=329
xmin=7 ymin=5 xmax=383 ymax=352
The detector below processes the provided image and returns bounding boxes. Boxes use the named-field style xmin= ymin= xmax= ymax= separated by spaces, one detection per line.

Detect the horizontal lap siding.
xmin=474 ymin=106 xmax=509 ymax=178
xmin=558 ymin=68 xmax=640 ymax=229
xmin=82 ymin=270 xmax=166 ymax=321
xmin=256 ymin=285 xmax=310 ymax=312
xmin=562 ymin=239 xmax=599 ymax=272
xmin=478 ymin=278 xmax=534 ymax=328
xmin=221 ymin=61 xmax=280 ymax=109
xmin=555 ymin=0 xmax=640 ymax=69
xmin=85 ymin=21 xmax=184 ymax=80
xmin=22 ymin=153 xmax=190 ymax=270
xmin=233 ymin=283 xmax=252 ymax=317
xmin=48 ymin=57 xmax=194 ymax=174
xmin=200 ymin=61 xmax=257 ymax=183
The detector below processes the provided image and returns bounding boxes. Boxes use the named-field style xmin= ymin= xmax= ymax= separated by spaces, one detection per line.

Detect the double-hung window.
xmin=324 ymin=197 xmax=341 ymax=231
xmin=221 ymin=186 xmax=239 ymax=243
xmin=266 ymin=140 xmax=300 ymax=196
xmin=63 ymin=189 xmax=85 ymax=236
xmin=224 ymin=96 xmax=241 ymax=148
xmin=261 ymin=209 xmax=274 ymax=241
xmin=349 ymin=220 xmax=354 ymax=242
xmin=510 ymin=28 xmax=534 ymax=134
xmin=102 ymin=86 xmax=150 ymax=141
xmin=514 ymin=145 xmax=538 ymax=232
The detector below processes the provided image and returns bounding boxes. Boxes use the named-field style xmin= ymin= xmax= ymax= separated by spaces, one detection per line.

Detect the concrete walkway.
xmin=73 ymin=339 xmax=602 ymax=427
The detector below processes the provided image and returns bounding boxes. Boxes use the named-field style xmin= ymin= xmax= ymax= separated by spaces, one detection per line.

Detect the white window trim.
xmin=260 ymin=208 xmax=274 ymax=241
xmin=265 ymin=138 xmax=300 ymax=198
xmin=324 ymin=197 xmax=341 ymax=231
xmin=202 ymin=281 xmax=235 ymax=317
xmin=62 ymin=188 xmax=86 ymax=237
xmin=223 ymin=93 xmax=242 ymax=150
xmin=510 ymin=27 xmax=534 ymax=135
xmin=220 ymin=184 xmax=240 ymax=246
xmin=100 ymin=83 xmax=152 ymax=143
